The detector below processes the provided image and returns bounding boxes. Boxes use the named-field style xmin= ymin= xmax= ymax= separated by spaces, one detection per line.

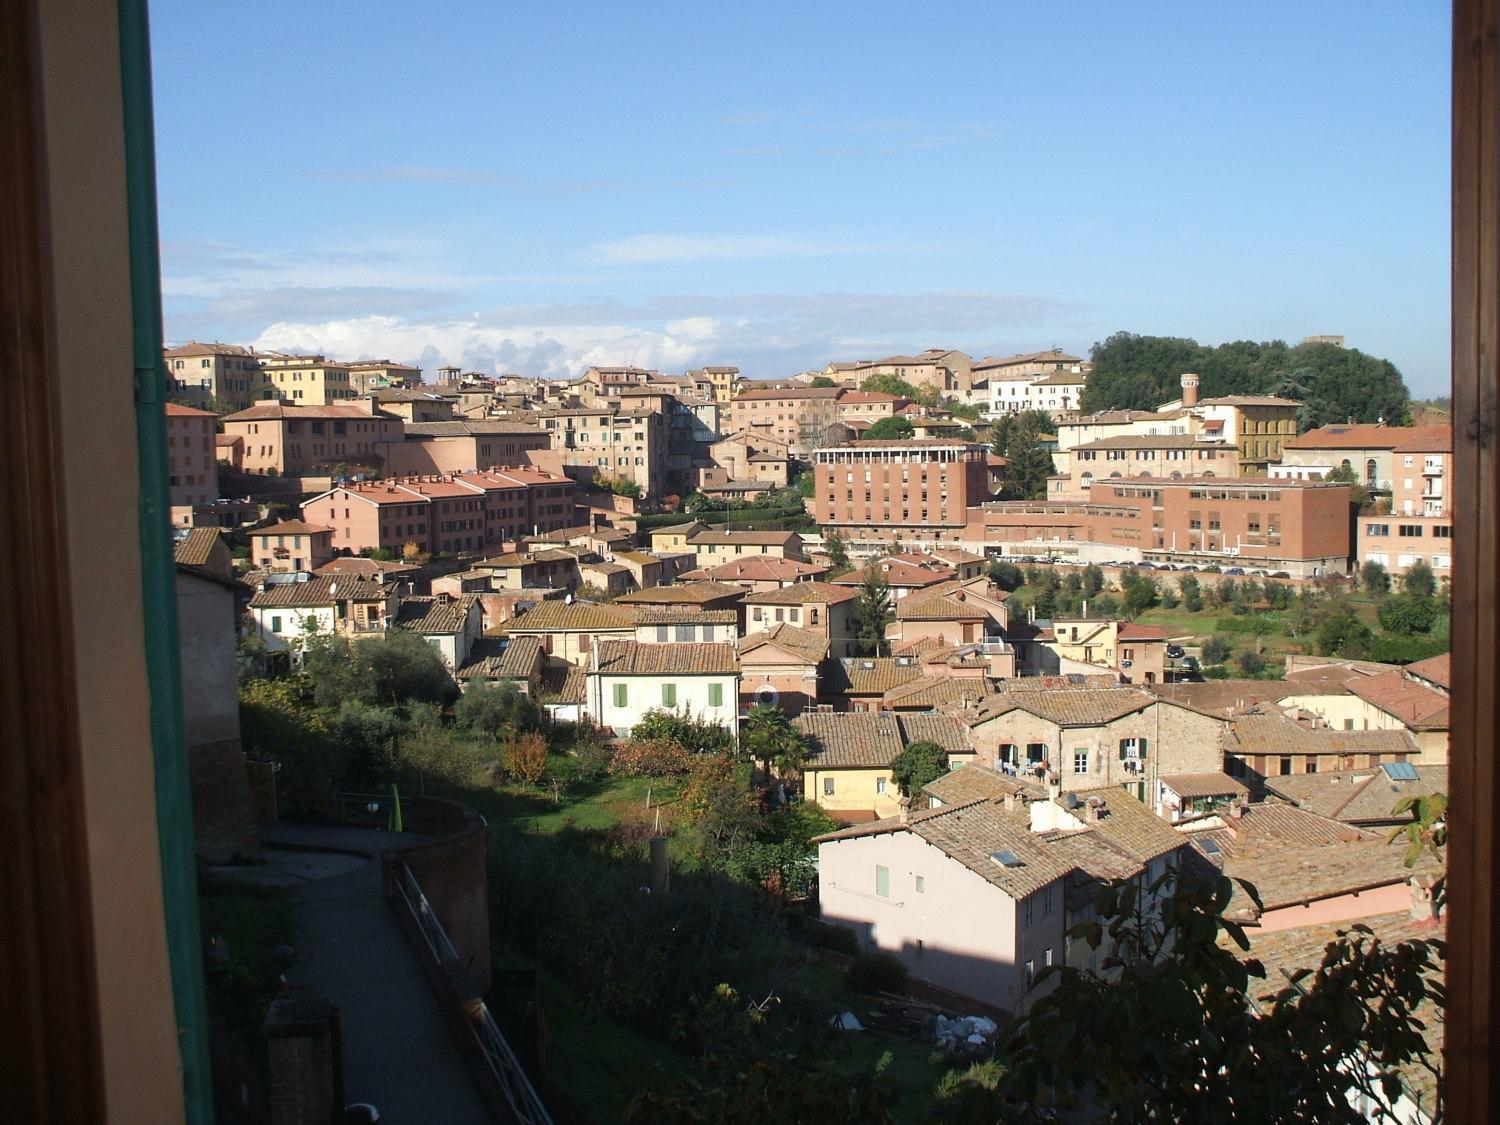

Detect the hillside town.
xmin=163 ymin=337 xmax=1451 ymax=1121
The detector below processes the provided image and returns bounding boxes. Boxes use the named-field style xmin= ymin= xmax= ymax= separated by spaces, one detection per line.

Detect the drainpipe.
xmin=118 ymin=1 xmax=214 ymax=1120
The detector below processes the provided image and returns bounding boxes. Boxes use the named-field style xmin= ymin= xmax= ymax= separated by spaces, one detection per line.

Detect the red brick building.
xmin=959 ymin=477 xmax=1353 ymax=576
xmin=302 ymin=469 xmax=575 ymax=557
xmin=812 ymin=439 xmax=995 ymax=544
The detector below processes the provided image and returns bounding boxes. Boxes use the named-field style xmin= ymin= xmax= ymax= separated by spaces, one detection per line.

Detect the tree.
xmin=889 ymin=740 xmax=948 ymax=797
xmin=1361 ymin=560 xmax=1391 ymax=595
xmin=611 ymin=477 xmax=643 ymax=499
xmin=853 ymin=565 xmax=895 ymax=656
xmin=1326 ymin=463 xmax=1373 ymax=511
xmin=1318 ymin=610 xmax=1374 ymax=657
xmin=1237 ymin=649 xmax=1267 ymax=677
xmin=1079 ymin=331 xmax=1411 ymax=428
xmin=1120 ymin=572 xmax=1160 ymax=617
xmin=990 ymin=409 xmax=1056 ymax=500
xmin=793 ymin=470 xmax=815 ymax=499
xmin=454 ymin=678 xmax=539 ymax=737
xmin=1201 ymin=635 xmax=1232 ymax=665
xmin=860 ymin=373 xmax=917 ymax=399
xmin=300 ymin=632 xmax=369 ymax=709
xmin=1377 ymin=593 xmax=1439 ymax=635
xmin=862 ymin=416 xmax=915 ymax=441
xmin=824 ymin=530 xmax=850 ymax=570
xmin=357 ymin=630 xmax=456 ymax=706
xmin=1403 ymin=560 xmax=1437 ymax=598
xmin=742 ymin=704 xmax=807 ymax=784
xmin=974 ymin=868 xmax=1443 ymax=1124
xmin=809 ymin=375 xmax=838 ymax=388
xmin=328 ymin=699 xmax=405 ymax=783
xmin=1179 ymin=574 xmax=1203 ymax=612
xmin=988 ymin=560 xmax=1025 ymax=592
xmin=1082 ymin=564 xmax=1106 ymax=598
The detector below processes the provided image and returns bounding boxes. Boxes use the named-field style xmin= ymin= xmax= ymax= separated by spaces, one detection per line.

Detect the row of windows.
xmin=612 ymin=683 xmax=726 ymax=708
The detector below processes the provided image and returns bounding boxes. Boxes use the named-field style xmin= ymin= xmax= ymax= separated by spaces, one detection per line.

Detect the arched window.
xmin=1366 ymin=458 xmax=1378 ymax=484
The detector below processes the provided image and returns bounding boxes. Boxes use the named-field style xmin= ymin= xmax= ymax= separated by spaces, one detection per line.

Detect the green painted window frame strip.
xmin=117 ymin=0 xmax=213 ymax=1118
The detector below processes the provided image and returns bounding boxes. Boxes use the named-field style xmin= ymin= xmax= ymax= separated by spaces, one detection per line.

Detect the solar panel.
xmin=1381 ymin=762 xmax=1420 ymax=781
xmin=1198 ymin=838 xmax=1222 ymax=856
xmin=990 ymin=850 xmax=1023 ymax=868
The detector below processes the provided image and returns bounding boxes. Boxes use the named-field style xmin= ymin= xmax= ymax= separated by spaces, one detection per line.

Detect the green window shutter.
xmin=708 ymin=683 xmax=723 ymax=707
xmin=271 ymin=615 xmax=282 ymax=632
xmin=662 ymin=683 xmax=676 ymax=707
xmin=613 ymin=683 xmax=627 ymax=708
xmin=875 ymin=865 xmax=890 ymax=898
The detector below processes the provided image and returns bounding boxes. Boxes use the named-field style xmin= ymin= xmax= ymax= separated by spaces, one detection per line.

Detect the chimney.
xmin=1045 ymin=771 xmax=1061 ymax=801
xmin=1228 ymin=799 xmax=1245 ymax=820
xmin=898 ymin=796 xmax=911 ymax=824
xmin=1180 ymin=372 xmax=1200 ymax=408
xmin=1409 ymin=874 xmax=1440 ymax=925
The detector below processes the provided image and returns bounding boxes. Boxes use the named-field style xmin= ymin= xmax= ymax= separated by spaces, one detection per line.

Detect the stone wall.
xmin=383 ymin=797 xmax=491 ymax=997
xmin=188 ymin=740 xmax=262 ymax=863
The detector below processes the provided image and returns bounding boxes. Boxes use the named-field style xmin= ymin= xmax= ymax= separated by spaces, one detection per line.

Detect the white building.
xmin=585 ymin=639 xmax=739 ymax=736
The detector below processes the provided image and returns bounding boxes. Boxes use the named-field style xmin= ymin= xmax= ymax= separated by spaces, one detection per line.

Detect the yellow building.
xmin=256 ymin=353 xmax=355 ymax=404
xmin=795 ymin=712 xmax=974 ymax=820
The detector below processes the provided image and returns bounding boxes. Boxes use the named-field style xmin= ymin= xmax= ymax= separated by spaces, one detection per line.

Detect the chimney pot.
xmin=897 ymin=797 xmax=911 ymax=824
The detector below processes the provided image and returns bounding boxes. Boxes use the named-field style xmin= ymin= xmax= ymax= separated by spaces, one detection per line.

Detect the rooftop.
xmin=1283 ymin=423 xmax=1452 ymax=451
xmin=392 ymin=595 xmax=478 ymax=635
xmin=506 ymin=600 xmax=637 ymax=633
xmin=795 ymin=711 xmax=970 ymax=768
xmin=737 ymin=622 xmax=830 ymax=662
xmin=1263 ymin=763 xmax=1449 ymax=824
xmin=593 ymin=639 xmax=738 ymax=676
xmin=743 ymin=581 xmax=857 ymax=606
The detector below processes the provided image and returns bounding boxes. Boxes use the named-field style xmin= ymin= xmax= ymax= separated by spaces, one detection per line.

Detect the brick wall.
xmin=189 ymin=740 xmax=262 ymax=864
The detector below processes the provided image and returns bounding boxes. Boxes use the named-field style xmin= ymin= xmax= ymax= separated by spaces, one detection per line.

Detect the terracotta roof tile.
xmin=173 ymin=527 xmax=225 ymax=567
xmin=594 ymin=639 xmax=738 ymax=676
xmin=737 ymin=623 xmax=830 ymax=662
xmin=796 ymin=711 xmax=969 ymax=768
xmin=743 ymin=581 xmax=857 ymax=606
xmin=458 ymin=635 xmax=543 ymax=681
xmin=507 ymin=601 xmax=638 ymax=632
xmin=248 ymin=573 xmax=386 ymax=608
xmin=393 ymin=594 xmax=478 ymax=634
xmin=1262 ymin=764 xmax=1449 ymax=824
xmin=824 ymin=657 xmax=924 ymax=695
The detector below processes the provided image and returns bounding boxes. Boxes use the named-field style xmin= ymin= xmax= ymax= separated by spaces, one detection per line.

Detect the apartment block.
xmin=531 ymin=404 xmax=667 ymax=497
xmin=1357 ymin=428 xmax=1452 ymax=578
xmin=727 ymin=386 xmax=845 ymax=453
xmin=973 ymin=351 xmax=1089 ymax=418
xmin=256 ymin=353 xmax=355 ymax=404
xmin=812 ymin=439 xmax=995 ymax=543
xmin=839 ymin=349 xmax=974 ymax=393
xmin=164 ymin=342 xmax=261 ymax=410
xmin=688 ymin=365 xmax=744 ymax=402
xmin=303 ymin=468 xmax=575 ymax=557
xmin=166 ymin=402 xmax=219 ymax=525
xmin=221 ymin=401 xmax=405 ymax=476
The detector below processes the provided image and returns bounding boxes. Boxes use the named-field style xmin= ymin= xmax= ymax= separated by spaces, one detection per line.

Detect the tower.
xmin=1181 ymin=372 xmax=1200 ymax=408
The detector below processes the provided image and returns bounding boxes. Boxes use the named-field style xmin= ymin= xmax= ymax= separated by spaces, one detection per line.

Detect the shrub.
xmin=630 ymin=708 xmax=736 ymax=756
xmin=610 ymin=737 xmax=692 ymax=777
xmin=803 ymin=919 xmax=859 ymax=957
xmin=846 ymin=951 xmax=908 ymax=995
xmin=502 ymin=731 xmax=549 ymax=785
xmin=568 ymin=734 xmax=612 ymax=783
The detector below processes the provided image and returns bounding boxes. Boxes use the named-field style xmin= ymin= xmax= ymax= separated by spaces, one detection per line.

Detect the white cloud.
xmin=247 ymin=290 xmax=1086 ymax=380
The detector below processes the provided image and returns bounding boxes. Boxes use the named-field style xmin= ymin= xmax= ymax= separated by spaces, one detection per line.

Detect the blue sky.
xmin=149 ymin=1 xmax=1452 ymax=395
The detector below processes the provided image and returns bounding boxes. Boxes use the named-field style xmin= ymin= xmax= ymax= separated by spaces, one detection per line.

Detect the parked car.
xmin=1248 ymin=568 xmax=1269 ymax=577
xmin=1271 ymin=570 xmax=1292 ymax=579
xmin=1224 ymin=567 xmax=1246 ymax=576
xmin=1166 ymin=644 xmax=1186 ymax=659
xmin=1180 ymin=564 xmax=1199 ymax=572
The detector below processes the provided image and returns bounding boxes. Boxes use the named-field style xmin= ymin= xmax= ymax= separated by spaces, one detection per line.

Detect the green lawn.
xmin=460 ymin=765 xmax=682 ymax=835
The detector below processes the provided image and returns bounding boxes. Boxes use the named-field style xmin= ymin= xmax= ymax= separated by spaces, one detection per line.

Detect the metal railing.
xmin=392 ymin=861 xmax=553 ymax=1125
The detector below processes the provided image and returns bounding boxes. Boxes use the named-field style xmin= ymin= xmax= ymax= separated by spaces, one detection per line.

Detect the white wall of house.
xmin=585 ymin=672 xmax=739 ymax=735
xmin=819 ymin=830 xmax=1069 ymax=1013
xmin=250 ymin=604 xmax=335 ymax=652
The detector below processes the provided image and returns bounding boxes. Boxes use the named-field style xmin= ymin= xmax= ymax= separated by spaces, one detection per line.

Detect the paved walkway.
xmin=259 ymin=823 xmax=490 ymax=1123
